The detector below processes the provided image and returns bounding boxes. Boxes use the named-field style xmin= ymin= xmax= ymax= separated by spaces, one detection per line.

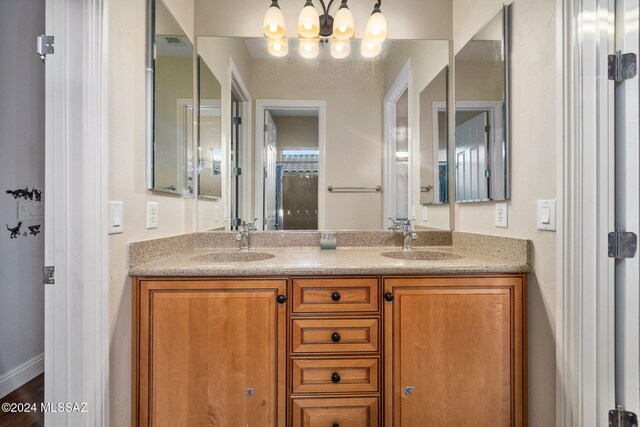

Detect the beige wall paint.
xmin=194 ymin=0 xmax=453 ymax=40
xmin=161 ymin=0 xmax=194 ymax=42
xmin=196 ymin=38 xmax=252 ymax=230
xmin=383 ymin=40 xmax=451 ymax=230
xmin=272 ymin=116 xmax=319 ymax=161
xmin=108 ymin=0 xmax=195 ymax=425
xmin=252 ymin=58 xmax=385 ymax=230
xmin=453 ymin=0 xmax=557 ymax=425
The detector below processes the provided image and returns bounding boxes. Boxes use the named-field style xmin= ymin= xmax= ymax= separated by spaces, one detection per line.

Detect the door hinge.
xmin=232 ymin=167 xmax=242 ymax=176
xmin=43 ymin=266 xmax=55 ymax=285
xmin=608 ymin=51 xmax=637 ymax=82
xmin=231 ymin=218 xmax=242 ymax=227
xmin=36 ymin=35 xmax=54 ymax=63
xmin=233 ymin=117 xmax=242 ymax=126
xmin=609 ymin=406 xmax=638 ymax=427
xmin=485 ymin=169 xmax=492 ymax=178
xmin=264 ymin=124 xmax=268 ymax=132
xmin=608 ymin=228 xmax=638 ymax=260
xmin=485 ymin=125 xmax=491 ymax=133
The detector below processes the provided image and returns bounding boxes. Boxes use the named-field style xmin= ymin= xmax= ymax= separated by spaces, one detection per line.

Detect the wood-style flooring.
xmin=0 ymin=375 xmax=44 ymax=427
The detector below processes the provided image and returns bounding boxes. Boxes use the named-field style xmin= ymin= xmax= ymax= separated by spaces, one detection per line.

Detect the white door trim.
xmin=383 ymin=59 xmax=413 ymax=228
xmin=45 ymin=0 xmax=109 ymax=424
xmin=556 ymin=0 xmax=616 ymax=424
xmin=254 ymin=99 xmax=326 ymax=231
xmin=229 ymin=58 xmax=253 ymax=223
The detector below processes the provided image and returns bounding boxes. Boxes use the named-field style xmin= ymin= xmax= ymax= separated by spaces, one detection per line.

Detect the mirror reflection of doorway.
xmin=262 ymin=109 xmax=320 ymax=231
xmin=455 ymin=109 xmax=490 ymax=202
xmin=230 ymin=90 xmax=243 ymax=230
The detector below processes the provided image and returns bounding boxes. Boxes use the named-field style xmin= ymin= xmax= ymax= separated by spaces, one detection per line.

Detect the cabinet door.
xmin=137 ymin=279 xmax=287 ymax=427
xmin=384 ymin=276 xmax=525 ymax=427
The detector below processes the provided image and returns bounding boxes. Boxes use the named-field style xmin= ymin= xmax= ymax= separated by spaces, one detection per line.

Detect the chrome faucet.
xmin=235 ymin=219 xmax=257 ymax=252
xmin=391 ymin=219 xmax=418 ymax=251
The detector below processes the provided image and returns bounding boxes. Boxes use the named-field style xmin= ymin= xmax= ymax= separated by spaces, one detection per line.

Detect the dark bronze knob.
xmin=331 ymin=372 xmax=341 ymax=383
xmin=276 ymin=294 xmax=287 ymax=304
xmin=331 ymin=292 xmax=341 ymax=301
xmin=333 ymin=424 xmax=340 ymax=427
xmin=331 ymin=332 xmax=341 ymax=342
xmin=385 ymin=292 xmax=395 ymax=302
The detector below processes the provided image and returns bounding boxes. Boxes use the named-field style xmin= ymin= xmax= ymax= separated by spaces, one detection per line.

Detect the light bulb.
xmin=299 ymin=38 xmax=319 ymax=59
xmin=333 ymin=4 xmax=355 ymax=40
xmin=298 ymin=2 xmax=320 ymax=38
xmin=263 ymin=2 xmax=286 ymax=39
xmin=365 ymin=10 xmax=387 ymax=43
xmin=360 ymin=38 xmax=381 ymax=58
xmin=268 ymin=38 xmax=289 ymax=57
xmin=330 ymin=39 xmax=350 ymax=59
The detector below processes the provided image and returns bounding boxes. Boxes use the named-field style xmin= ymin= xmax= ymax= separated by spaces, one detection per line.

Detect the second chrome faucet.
xmin=236 ymin=219 xmax=258 ymax=252
xmin=389 ymin=218 xmax=418 ymax=251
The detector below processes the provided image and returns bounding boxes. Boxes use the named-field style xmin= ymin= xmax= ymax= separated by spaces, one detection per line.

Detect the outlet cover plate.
xmin=495 ymin=202 xmax=508 ymax=228
xmin=146 ymin=202 xmax=158 ymax=229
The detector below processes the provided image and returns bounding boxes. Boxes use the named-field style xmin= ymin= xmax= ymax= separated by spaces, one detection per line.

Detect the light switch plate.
xmin=422 ymin=206 xmax=428 ymax=221
xmin=146 ymin=202 xmax=159 ymax=229
xmin=17 ymin=201 xmax=44 ymax=221
xmin=495 ymin=203 xmax=508 ymax=228
xmin=537 ymin=199 xmax=557 ymax=231
xmin=108 ymin=201 xmax=124 ymax=234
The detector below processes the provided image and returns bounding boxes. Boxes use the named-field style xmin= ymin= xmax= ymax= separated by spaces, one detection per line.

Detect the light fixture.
xmin=263 ymin=0 xmax=387 ymax=58
xmin=330 ymin=39 xmax=350 ymax=59
xmin=298 ymin=0 xmax=320 ymax=38
xmin=299 ymin=38 xmax=320 ymax=59
xmin=332 ymin=0 xmax=355 ymax=40
xmin=268 ymin=38 xmax=289 ymax=57
xmin=365 ymin=1 xmax=388 ymax=43
xmin=263 ymin=0 xmax=286 ymax=39
xmin=360 ymin=39 xmax=381 ymax=58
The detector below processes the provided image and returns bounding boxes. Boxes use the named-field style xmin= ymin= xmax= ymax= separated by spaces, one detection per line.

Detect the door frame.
xmin=383 ymin=59 xmax=413 ymax=228
xmin=254 ymin=99 xmax=326 ymax=231
xmin=556 ymin=0 xmax=617 ymax=424
xmin=45 ymin=0 xmax=109 ymax=424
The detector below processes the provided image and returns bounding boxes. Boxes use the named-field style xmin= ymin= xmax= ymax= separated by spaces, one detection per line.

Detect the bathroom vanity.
xmin=130 ymin=232 xmax=530 ymax=426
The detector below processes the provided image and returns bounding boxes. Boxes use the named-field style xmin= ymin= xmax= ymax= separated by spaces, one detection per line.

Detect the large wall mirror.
xmin=147 ymin=0 xmax=194 ymax=195
xmin=454 ymin=6 xmax=509 ymax=203
xmin=195 ymin=38 xmax=451 ymax=232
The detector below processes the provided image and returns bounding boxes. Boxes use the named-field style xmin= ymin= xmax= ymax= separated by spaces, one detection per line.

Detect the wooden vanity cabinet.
xmin=132 ymin=278 xmax=287 ymax=427
xmin=383 ymin=276 xmax=527 ymax=427
xmin=132 ymin=274 xmax=526 ymax=427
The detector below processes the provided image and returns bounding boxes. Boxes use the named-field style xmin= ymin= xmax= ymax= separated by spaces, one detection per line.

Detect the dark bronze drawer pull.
xmin=331 ymin=292 xmax=341 ymax=301
xmin=331 ymin=372 xmax=341 ymax=383
xmin=331 ymin=332 xmax=341 ymax=342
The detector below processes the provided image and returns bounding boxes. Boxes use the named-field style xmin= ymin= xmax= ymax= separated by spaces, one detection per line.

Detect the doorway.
xmin=255 ymin=100 xmax=326 ymax=231
xmin=384 ymin=60 xmax=413 ymax=228
xmin=0 ymin=0 xmax=45 ymax=420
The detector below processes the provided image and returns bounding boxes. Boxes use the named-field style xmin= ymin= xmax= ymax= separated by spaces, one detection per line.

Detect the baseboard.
xmin=0 ymin=354 xmax=44 ymax=399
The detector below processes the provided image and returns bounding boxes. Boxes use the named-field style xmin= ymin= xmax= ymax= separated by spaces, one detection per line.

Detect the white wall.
xmin=452 ymin=0 xmax=557 ymax=425
xmin=0 ymin=0 xmax=45 ymax=396
xmin=108 ymin=0 xmax=195 ymax=424
xmin=194 ymin=0 xmax=452 ymax=40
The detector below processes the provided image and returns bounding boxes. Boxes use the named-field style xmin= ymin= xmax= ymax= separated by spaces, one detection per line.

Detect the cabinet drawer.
xmin=292 ymin=358 xmax=379 ymax=394
xmin=292 ymin=318 xmax=379 ymax=354
xmin=292 ymin=397 xmax=379 ymax=427
xmin=292 ymin=278 xmax=379 ymax=314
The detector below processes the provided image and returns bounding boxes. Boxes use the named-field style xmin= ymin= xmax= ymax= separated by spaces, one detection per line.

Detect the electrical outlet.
xmin=422 ymin=205 xmax=428 ymax=221
xmin=411 ymin=206 xmax=417 ymax=220
xmin=495 ymin=202 xmax=508 ymax=228
xmin=146 ymin=202 xmax=158 ymax=229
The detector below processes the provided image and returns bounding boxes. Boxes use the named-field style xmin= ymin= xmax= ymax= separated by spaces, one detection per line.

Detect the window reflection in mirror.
xmin=150 ymin=0 xmax=194 ymax=195
xmin=196 ymin=37 xmax=451 ymax=231
xmin=454 ymin=7 xmax=509 ymax=203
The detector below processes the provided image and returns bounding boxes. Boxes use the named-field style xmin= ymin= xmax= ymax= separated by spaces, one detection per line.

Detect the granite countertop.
xmin=128 ymin=231 xmax=533 ymax=277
